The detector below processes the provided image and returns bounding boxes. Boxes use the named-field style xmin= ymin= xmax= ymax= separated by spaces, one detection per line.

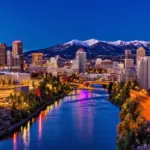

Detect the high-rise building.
xmin=71 ymin=59 xmax=79 ymax=72
xmin=0 ymin=43 xmax=7 ymax=66
xmin=117 ymin=62 xmax=124 ymax=70
xmin=12 ymin=41 xmax=23 ymax=56
xmin=7 ymin=50 xmax=12 ymax=68
xmin=12 ymin=40 xmax=24 ymax=71
xmin=50 ymin=57 xmax=58 ymax=68
xmin=76 ymin=48 xmax=86 ymax=73
xmin=136 ymin=47 xmax=145 ymax=63
xmin=124 ymin=59 xmax=134 ymax=69
xmin=125 ymin=50 xmax=132 ymax=59
xmin=137 ymin=56 xmax=150 ymax=89
xmin=124 ymin=68 xmax=136 ymax=82
xmin=95 ymin=58 xmax=102 ymax=69
xmin=32 ymin=53 xmax=43 ymax=66
xmin=12 ymin=55 xmax=20 ymax=71
xmin=56 ymin=55 xmax=63 ymax=68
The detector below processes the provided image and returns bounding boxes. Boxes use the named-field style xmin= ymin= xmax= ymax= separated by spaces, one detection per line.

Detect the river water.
xmin=0 ymin=85 xmax=119 ymax=150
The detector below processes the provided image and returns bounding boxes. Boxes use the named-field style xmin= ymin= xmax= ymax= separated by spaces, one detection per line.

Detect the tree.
xmin=108 ymin=82 xmax=113 ymax=93
xmin=32 ymin=81 xmax=35 ymax=88
xmin=2 ymin=79 xmax=5 ymax=87
xmin=8 ymin=78 xmax=11 ymax=86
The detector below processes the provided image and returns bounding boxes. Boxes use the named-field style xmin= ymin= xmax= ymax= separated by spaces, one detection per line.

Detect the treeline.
xmin=108 ymin=81 xmax=150 ymax=150
xmin=6 ymin=74 xmax=71 ymax=124
xmin=86 ymin=67 xmax=107 ymax=74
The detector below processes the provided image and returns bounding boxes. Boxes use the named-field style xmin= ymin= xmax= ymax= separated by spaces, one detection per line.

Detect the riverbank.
xmin=0 ymin=90 xmax=71 ymax=139
xmin=108 ymin=81 xmax=150 ymax=149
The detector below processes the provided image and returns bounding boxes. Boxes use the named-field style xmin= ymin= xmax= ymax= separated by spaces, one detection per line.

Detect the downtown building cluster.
xmin=123 ymin=47 xmax=150 ymax=90
xmin=0 ymin=41 xmax=24 ymax=72
xmin=1 ymin=40 xmax=150 ymax=91
xmin=30 ymin=48 xmax=87 ymax=75
xmin=115 ymin=47 xmax=150 ymax=90
xmin=94 ymin=47 xmax=150 ymax=90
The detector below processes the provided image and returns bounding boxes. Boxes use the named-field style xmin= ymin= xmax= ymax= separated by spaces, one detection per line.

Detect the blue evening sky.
xmin=0 ymin=0 xmax=150 ymax=50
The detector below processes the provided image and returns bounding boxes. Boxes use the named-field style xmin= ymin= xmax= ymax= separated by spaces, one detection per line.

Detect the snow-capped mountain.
xmin=107 ymin=40 xmax=129 ymax=46
xmin=107 ymin=40 xmax=150 ymax=47
xmin=64 ymin=39 xmax=88 ymax=47
xmin=23 ymin=39 xmax=150 ymax=63
xmin=64 ymin=39 xmax=150 ymax=47
xmin=64 ymin=39 xmax=99 ymax=47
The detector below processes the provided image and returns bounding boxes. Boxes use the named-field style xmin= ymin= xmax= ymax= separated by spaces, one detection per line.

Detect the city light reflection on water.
xmin=12 ymin=99 xmax=61 ymax=150
xmin=0 ymin=88 xmax=119 ymax=150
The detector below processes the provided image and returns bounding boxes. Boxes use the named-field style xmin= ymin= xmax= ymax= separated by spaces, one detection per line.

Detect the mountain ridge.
xmin=23 ymin=39 xmax=150 ymax=63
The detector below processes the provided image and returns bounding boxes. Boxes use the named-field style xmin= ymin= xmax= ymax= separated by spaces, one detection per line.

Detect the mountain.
xmin=64 ymin=39 xmax=99 ymax=47
xmin=23 ymin=39 xmax=150 ymax=62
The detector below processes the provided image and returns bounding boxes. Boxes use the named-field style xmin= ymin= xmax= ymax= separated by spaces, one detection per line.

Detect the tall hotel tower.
xmin=12 ymin=41 xmax=24 ymax=71
xmin=0 ymin=43 xmax=7 ymax=66
xmin=76 ymin=48 xmax=86 ymax=73
xmin=136 ymin=47 xmax=145 ymax=63
xmin=137 ymin=57 xmax=150 ymax=89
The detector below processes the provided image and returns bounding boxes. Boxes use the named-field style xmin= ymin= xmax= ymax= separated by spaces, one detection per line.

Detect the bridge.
xmin=69 ymin=81 xmax=110 ymax=90
xmin=90 ymin=80 xmax=110 ymax=85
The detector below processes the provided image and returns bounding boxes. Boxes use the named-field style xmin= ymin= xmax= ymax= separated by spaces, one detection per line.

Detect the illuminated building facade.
xmin=12 ymin=41 xmax=24 ymax=71
xmin=136 ymin=47 xmax=145 ymax=63
xmin=76 ymin=48 xmax=86 ymax=73
xmin=125 ymin=49 xmax=132 ymax=59
xmin=7 ymin=50 xmax=12 ymax=68
xmin=0 ymin=43 xmax=7 ymax=66
xmin=124 ymin=59 xmax=134 ymax=69
xmin=137 ymin=56 xmax=150 ymax=89
xmin=32 ymin=53 xmax=43 ymax=66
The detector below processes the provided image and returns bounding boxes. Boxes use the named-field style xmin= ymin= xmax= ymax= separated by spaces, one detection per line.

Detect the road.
xmin=131 ymin=90 xmax=150 ymax=121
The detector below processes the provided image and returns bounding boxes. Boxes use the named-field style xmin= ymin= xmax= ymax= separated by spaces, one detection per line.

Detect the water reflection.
xmin=38 ymin=113 xmax=42 ymax=141
xmin=12 ymin=99 xmax=63 ymax=150
xmin=13 ymin=133 xmax=17 ymax=150
xmin=21 ymin=121 xmax=30 ymax=149
xmin=0 ymin=88 xmax=119 ymax=150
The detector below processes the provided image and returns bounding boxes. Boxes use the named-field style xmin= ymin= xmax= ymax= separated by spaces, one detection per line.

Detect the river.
xmin=0 ymin=85 xmax=119 ymax=150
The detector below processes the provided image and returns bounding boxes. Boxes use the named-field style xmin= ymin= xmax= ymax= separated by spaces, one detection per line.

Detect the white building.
xmin=76 ymin=48 xmax=86 ymax=73
xmin=124 ymin=59 xmax=134 ymax=69
xmin=48 ymin=57 xmax=58 ymax=68
xmin=137 ymin=56 xmax=150 ymax=89
xmin=117 ymin=63 xmax=124 ymax=70
xmin=125 ymin=49 xmax=132 ymax=59
xmin=71 ymin=60 xmax=79 ymax=72
xmin=136 ymin=47 xmax=145 ymax=63
xmin=7 ymin=50 xmax=12 ymax=68
xmin=0 ymin=72 xmax=31 ymax=83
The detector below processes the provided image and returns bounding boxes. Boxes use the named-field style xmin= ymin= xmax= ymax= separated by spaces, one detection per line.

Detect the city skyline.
xmin=1 ymin=1 xmax=150 ymax=149
xmin=1 ymin=0 xmax=150 ymax=50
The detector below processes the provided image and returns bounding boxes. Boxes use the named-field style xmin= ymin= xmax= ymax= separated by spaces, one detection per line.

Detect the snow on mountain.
xmin=64 ymin=39 xmax=150 ymax=47
xmin=107 ymin=40 xmax=150 ymax=47
xmin=64 ymin=39 xmax=99 ymax=47
xmin=130 ymin=40 xmax=150 ymax=46
xmin=64 ymin=39 xmax=89 ymax=47
xmin=83 ymin=39 xmax=99 ymax=46
xmin=107 ymin=40 xmax=130 ymax=46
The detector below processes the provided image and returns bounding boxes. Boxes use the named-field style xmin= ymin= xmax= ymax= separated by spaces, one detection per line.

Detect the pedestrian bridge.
xmin=90 ymin=81 xmax=110 ymax=85
xmin=69 ymin=81 xmax=110 ymax=90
